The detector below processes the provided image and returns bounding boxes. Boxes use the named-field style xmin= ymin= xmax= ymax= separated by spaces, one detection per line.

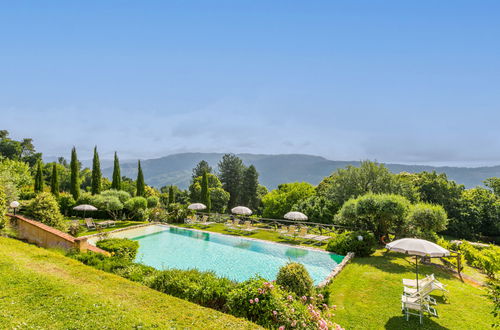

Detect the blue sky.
xmin=1 ymin=1 xmax=499 ymax=166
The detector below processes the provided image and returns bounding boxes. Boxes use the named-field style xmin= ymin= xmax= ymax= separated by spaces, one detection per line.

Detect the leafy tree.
xmin=91 ymin=146 xmax=102 ymax=195
xmin=147 ymin=196 xmax=159 ymax=208
xmin=50 ymin=163 xmax=60 ymax=198
xmin=0 ymin=158 xmax=32 ymax=202
xmin=261 ymin=182 xmax=315 ymax=219
xmin=317 ymin=161 xmax=406 ymax=215
xmin=168 ymin=185 xmax=175 ymax=205
xmin=57 ymin=192 xmax=75 ymax=216
xmin=189 ymin=173 xmax=222 ymax=202
xmin=292 ymin=195 xmax=336 ymax=224
xmin=218 ymin=154 xmax=245 ymax=209
xmin=26 ymin=192 xmax=66 ymax=230
xmin=485 ymin=177 xmax=500 ymax=196
xmin=111 ymin=151 xmax=121 ymax=190
xmin=407 ymin=203 xmax=448 ymax=240
xmin=70 ymin=147 xmax=80 ymax=200
xmin=241 ymin=165 xmax=259 ymax=210
xmin=93 ymin=194 xmax=124 ymax=220
xmin=136 ymin=160 xmax=145 ymax=197
xmin=209 ymin=188 xmax=230 ymax=213
xmin=335 ymin=193 xmax=412 ymax=239
xmin=200 ymin=172 xmax=211 ymax=212
xmin=0 ymin=184 xmax=6 ymax=230
xmin=34 ymin=160 xmax=44 ymax=193
xmin=101 ymin=189 xmax=131 ymax=204
xmin=124 ymin=196 xmax=148 ymax=219
xmin=0 ymin=130 xmax=41 ymax=166
xmin=192 ymin=160 xmax=212 ymax=179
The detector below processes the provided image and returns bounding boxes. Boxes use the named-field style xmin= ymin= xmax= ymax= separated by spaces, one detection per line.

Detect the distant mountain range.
xmin=99 ymin=152 xmax=500 ymax=190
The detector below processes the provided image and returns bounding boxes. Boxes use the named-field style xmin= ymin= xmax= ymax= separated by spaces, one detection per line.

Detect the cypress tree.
xmin=241 ymin=165 xmax=259 ymax=210
xmin=34 ymin=160 xmax=44 ymax=193
xmin=91 ymin=146 xmax=102 ymax=195
xmin=70 ymin=146 xmax=80 ymax=201
xmin=168 ymin=185 xmax=175 ymax=205
xmin=50 ymin=163 xmax=60 ymax=198
xmin=111 ymin=151 xmax=121 ymax=190
xmin=136 ymin=160 xmax=145 ymax=197
xmin=200 ymin=172 xmax=211 ymax=212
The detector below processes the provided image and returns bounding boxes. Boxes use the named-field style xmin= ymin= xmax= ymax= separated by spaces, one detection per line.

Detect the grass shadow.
xmin=385 ymin=315 xmax=449 ymax=330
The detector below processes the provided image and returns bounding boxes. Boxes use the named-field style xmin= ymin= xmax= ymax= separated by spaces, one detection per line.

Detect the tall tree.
xmin=218 ymin=154 xmax=245 ymax=209
xmin=168 ymin=185 xmax=175 ymax=205
xmin=241 ymin=165 xmax=259 ymax=210
xmin=111 ymin=151 xmax=121 ymax=190
xmin=91 ymin=146 xmax=102 ymax=195
xmin=50 ymin=163 xmax=60 ymax=198
xmin=34 ymin=160 xmax=44 ymax=193
xmin=136 ymin=160 xmax=145 ymax=197
xmin=192 ymin=160 xmax=212 ymax=179
xmin=200 ymin=172 xmax=211 ymax=212
xmin=70 ymin=146 xmax=80 ymax=200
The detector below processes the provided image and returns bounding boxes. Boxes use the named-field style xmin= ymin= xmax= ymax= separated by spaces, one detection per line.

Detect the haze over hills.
xmin=100 ymin=153 xmax=500 ymax=190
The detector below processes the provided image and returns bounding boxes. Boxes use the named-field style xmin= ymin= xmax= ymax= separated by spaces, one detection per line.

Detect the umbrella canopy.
xmin=386 ymin=238 xmax=450 ymax=291
xmin=231 ymin=206 xmax=252 ymax=215
xmin=188 ymin=203 xmax=207 ymax=210
xmin=284 ymin=211 xmax=308 ymax=221
xmin=386 ymin=238 xmax=450 ymax=257
xmin=73 ymin=204 xmax=98 ymax=211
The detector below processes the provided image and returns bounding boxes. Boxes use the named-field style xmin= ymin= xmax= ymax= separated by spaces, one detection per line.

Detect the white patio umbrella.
xmin=284 ymin=211 xmax=308 ymax=221
xmin=73 ymin=204 xmax=98 ymax=218
xmin=231 ymin=206 xmax=252 ymax=216
xmin=188 ymin=203 xmax=207 ymax=211
xmin=386 ymin=238 xmax=450 ymax=291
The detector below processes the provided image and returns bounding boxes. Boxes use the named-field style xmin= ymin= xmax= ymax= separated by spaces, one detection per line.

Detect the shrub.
xmin=70 ymin=251 xmax=132 ymax=273
xmin=101 ymin=189 xmax=131 ymax=203
xmin=276 ymin=262 xmax=314 ymax=297
xmin=457 ymin=241 xmax=500 ymax=278
xmin=326 ymin=230 xmax=377 ymax=257
xmin=57 ymin=192 xmax=75 ymax=215
xmin=124 ymin=196 xmax=148 ymax=220
xmin=26 ymin=192 xmax=66 ymax=231
xmin=166 ymin=203 xmax=190 ymax=223
xmin=96 ymin=238 xmax=139 ymax=260
xmin=407 ymin=203 xmax=448 ymax=240
xmin=146 ymin=196 xmax=159 ymax=208
xmin=149 ymin=269 xmax=235 ymax=310
xmin=114 ymin=263 xmax=158 ymax=284
xmin=0 ymin=185 xmax=6 ymax=230
xmin=149 ymin=207 xmax=168 ymax=222
xmin=226 ymin=277 xmax=340 ymax=329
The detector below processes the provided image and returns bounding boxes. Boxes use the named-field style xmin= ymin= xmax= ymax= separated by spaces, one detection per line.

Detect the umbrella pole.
xmin=416 ymin=256 xmax=419 ymax=292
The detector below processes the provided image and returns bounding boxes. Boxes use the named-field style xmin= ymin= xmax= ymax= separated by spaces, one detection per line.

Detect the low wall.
xmin=7 ymin=214 xmax=107 ymax=255
xmin=318 ymin=252 xmax=355 ymax=288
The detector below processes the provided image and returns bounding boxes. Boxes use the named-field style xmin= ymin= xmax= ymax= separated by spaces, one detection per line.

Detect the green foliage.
xmin=146 ymin=196 xmax=159 ymax=208
xmin=91 ymin=146 xmax=101 ymax=195
xmin=111 ymin=152 xmax=121 ymax=190
xmin=124 ymin=196 xmax=147 ymax=220
xmin=50 ymin=163 xmax=59 ymax=198
xmin=136 ymin=160 xmax=145 ymax=197
xmin=33 ymin=160 xmax=44 ymax=193
xmin=458 ymin=242 xmax=500 ymax=278
xmin=150 ymin=269 xmax=235 ymax=310
xmin=262 ymin=182 xmax=315 ymax=219
xmin=335 ymin=193 xmax=411 ymax=239
xmin=407 ymin=202 xmax=448 ymax=240
xmin=487 ymin=278 xmax=500 ymax=327
xmin=218 ymin=153 xmax=245 ymax=209
xmin=26 ymin=192 xmax=66 ymax=230
xmin=189 ymin=173 xmax=222 ymax=201
xmin=93 ymin=194 xmax=124 ymax=220
xmin=292 ymin=195 xmax=336 ymax=223
xmin=168 ymin=185 xmax=175 ymax=205
xmin=96 ymin=238 xmax=139 ymax=260
xmin=70 ymin=147 xmax=80 ymax=200
xmin=209 ymin=188 xmax=230 ymax=213
xmin=240 ymin=165 xmax=260 ymax=210
xmin=101 ymin=189 xmax=131 ymax=203
xmin=192 ymin=160 xmax=212 ymax=179
xmin=166 ymin=203 xmax=190 ymax=223
xmin=0 ymin=158 xmax=32 ymax=202
xmin=200 ymin=172 xmax=211 ymax=212
xmin=326 ymin=230 xmax=377 ymax=257
xmin=0 ymin=184 xmax=6 ymax=230
xmin=275 ymin=262 xmax=313 ymax=297
xmin=0 ymin=130 xmax=42 ymax=166
xmin=57 ymin=192 xmax=75 ymax=215
xmin=148 ymin=207 xmax=168 ymax=222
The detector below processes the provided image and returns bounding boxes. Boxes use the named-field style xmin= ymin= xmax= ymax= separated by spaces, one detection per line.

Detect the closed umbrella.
xmin=231 ymin=206 xmax=252 ymax=216
xmin=386 ymin=238 xmax=450 ymax=291
xmin=188 ymin=203 xmax=207 ymax=210
xmin=284 ymin=211 xmax=308 ymax=221
xmin=73 ymin=204 xmax=98 ymax=218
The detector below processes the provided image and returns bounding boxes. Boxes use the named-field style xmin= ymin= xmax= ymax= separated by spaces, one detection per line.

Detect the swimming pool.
xmin=127 ymin=225 xmax=344 ymax=285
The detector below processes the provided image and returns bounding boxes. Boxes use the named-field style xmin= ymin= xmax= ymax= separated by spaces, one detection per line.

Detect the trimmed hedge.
xmin=276 ymin=262 xmax=313 ymax=297
xmin=326 ymin=230 xmax=377 ymax=257
xmin=96 ymin=238 xmax=139 ymax=260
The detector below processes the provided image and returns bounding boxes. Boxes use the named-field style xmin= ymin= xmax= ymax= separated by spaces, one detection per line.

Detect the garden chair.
xmin=401 ymin=294 xmax=438 ymax=324
xmin=278 ymin=225 xmax=288 ymax=234
xmin=227 ymin=219 xmax=241 ymax=230
xmin=283 ymin=225 xmax=297 ymax=238
xmin=403 ymin=274 xmax=448 ymax=293
xmin=242 ymin=221 xmax=257 ymax=232
xmin=403 ymin=279 xmax=438 ymax=305
xmin=84 ymin=218 xmax=96 ymax=230
xmin=224 ymin=220 xmax=233 ymax=227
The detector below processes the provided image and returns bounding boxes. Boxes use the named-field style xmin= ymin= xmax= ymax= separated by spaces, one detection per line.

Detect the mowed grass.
xmin=0 ymin=237 xmax=260 ymax=329
xmin=327 ymin=250 xmax=494 ymax=329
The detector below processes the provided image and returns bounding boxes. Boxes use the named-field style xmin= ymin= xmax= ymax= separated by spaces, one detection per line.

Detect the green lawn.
xmin=327 ymin=250 xmax=494 ymax=329
xmin=0 ymin=236 xmax=260 ymax=329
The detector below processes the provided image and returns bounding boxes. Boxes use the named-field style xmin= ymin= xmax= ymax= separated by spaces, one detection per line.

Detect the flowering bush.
xmin=227 ymin=277 xmax=342 ymax=329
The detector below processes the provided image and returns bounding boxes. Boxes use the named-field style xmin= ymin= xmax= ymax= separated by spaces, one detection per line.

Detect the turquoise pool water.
xmin=132 ymin=225 xmax=344 ymax=285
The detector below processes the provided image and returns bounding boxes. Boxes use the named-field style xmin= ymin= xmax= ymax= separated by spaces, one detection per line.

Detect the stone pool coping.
xmin=82 ymin=222 xmax=354 ymax=286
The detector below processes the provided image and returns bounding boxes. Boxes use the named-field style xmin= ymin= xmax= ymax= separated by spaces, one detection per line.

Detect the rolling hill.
xmin=102 ymin=152 xmax=500 ymax=189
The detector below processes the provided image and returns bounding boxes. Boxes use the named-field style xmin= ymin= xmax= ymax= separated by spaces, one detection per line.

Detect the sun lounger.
xmin=84 ymin=218 xmax=96 ymax=230
xmin=242 ymin=221 xmax=257 ymax=232
xmin=227 ymin=219 xmax=241 ymax=230
xmin=100 ymin=220 xmax=117 ymax=228
xmin=403 ymin=279 xmax=438 ymax=305
xmin=401 ymin=295 xmax=438 ymax=324
xmin=403 ymin=274 xmax=447 ymax=293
